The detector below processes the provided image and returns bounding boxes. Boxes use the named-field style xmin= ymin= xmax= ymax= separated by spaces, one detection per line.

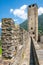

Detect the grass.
xmin=0 ymin=40 xmax=2 ymax=55
xmin=0 ymin=46 xmax=2 ymax=55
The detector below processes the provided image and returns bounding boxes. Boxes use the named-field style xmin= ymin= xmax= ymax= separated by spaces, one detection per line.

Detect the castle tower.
xmin=28 ymin=4 xmax=38 ymax=41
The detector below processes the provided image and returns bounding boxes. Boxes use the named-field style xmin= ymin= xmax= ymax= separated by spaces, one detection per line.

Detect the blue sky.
xmin=0 ymin=0 xmax=43 ymax=25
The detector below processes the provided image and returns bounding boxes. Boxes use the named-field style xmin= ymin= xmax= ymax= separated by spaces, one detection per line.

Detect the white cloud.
xmin=0 ymin=22 xmax=2 ymax=28
xmin=13 ymin=19 xmax=18 ymax=21
xmin=38 ymin=7 xmax=43 ymax=15
xmin=10 ymin=5 xmax=43 ymax=21
xmin=10 ymin=5 xmax=28 ymax=20
xmin=10 ymin=9 xmax=13 ymax=13
xmin=20 ymin=5 xmax=28 ymax=10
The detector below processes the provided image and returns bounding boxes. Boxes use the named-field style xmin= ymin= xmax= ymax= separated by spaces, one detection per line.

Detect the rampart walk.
xmin=31 ymin=36 xmax=43 ymax=65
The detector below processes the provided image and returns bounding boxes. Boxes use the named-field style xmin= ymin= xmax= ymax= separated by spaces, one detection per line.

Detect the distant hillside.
xmin=38 ymin=14 xmax=43 ymax=34
xmin=20 ymin=14 xmax=43 ymax=34
xmin=20 ymin=20 xmax=28 ymax=31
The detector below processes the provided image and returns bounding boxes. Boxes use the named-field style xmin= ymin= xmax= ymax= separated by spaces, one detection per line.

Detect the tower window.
xmin=31 ymin=27 xmax=33 ymax=30
xmin=32 ymin=4 xmax=35 ymax=7
xmin=32 ymin=32 xmax=35 ymax=34
xmin=29 ymin=5 xmax=31 ymax=7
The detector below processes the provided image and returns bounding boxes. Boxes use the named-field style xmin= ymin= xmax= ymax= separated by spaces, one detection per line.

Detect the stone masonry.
xmin=1 ymin=18 xmax=15 ymax=59
xmin=1 ymin=18 xmax=29 ymax=65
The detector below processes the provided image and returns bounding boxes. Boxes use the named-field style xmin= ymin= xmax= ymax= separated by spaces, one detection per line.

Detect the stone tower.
xmin=28 ymin=4 xmax=38 ymax=41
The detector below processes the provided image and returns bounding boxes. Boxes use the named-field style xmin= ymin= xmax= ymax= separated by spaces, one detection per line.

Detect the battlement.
xmin=28 ymin=4 xmax=38 ymax=8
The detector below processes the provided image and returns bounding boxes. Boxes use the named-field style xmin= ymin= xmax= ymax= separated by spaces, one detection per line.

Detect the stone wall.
xmin=31 ymin=37 xmax=39 ymax=65
xmin=1 ymin=18 xmax=15 ymax=59
xmin=1 ymin=19 xmax=29 ymax=65
xmin=31 ymin=36 xmax=43 ymax=65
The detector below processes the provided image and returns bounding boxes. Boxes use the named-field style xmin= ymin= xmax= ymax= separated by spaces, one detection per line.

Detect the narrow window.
xmin=31 ymin=27 xmax=33 ymax=30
